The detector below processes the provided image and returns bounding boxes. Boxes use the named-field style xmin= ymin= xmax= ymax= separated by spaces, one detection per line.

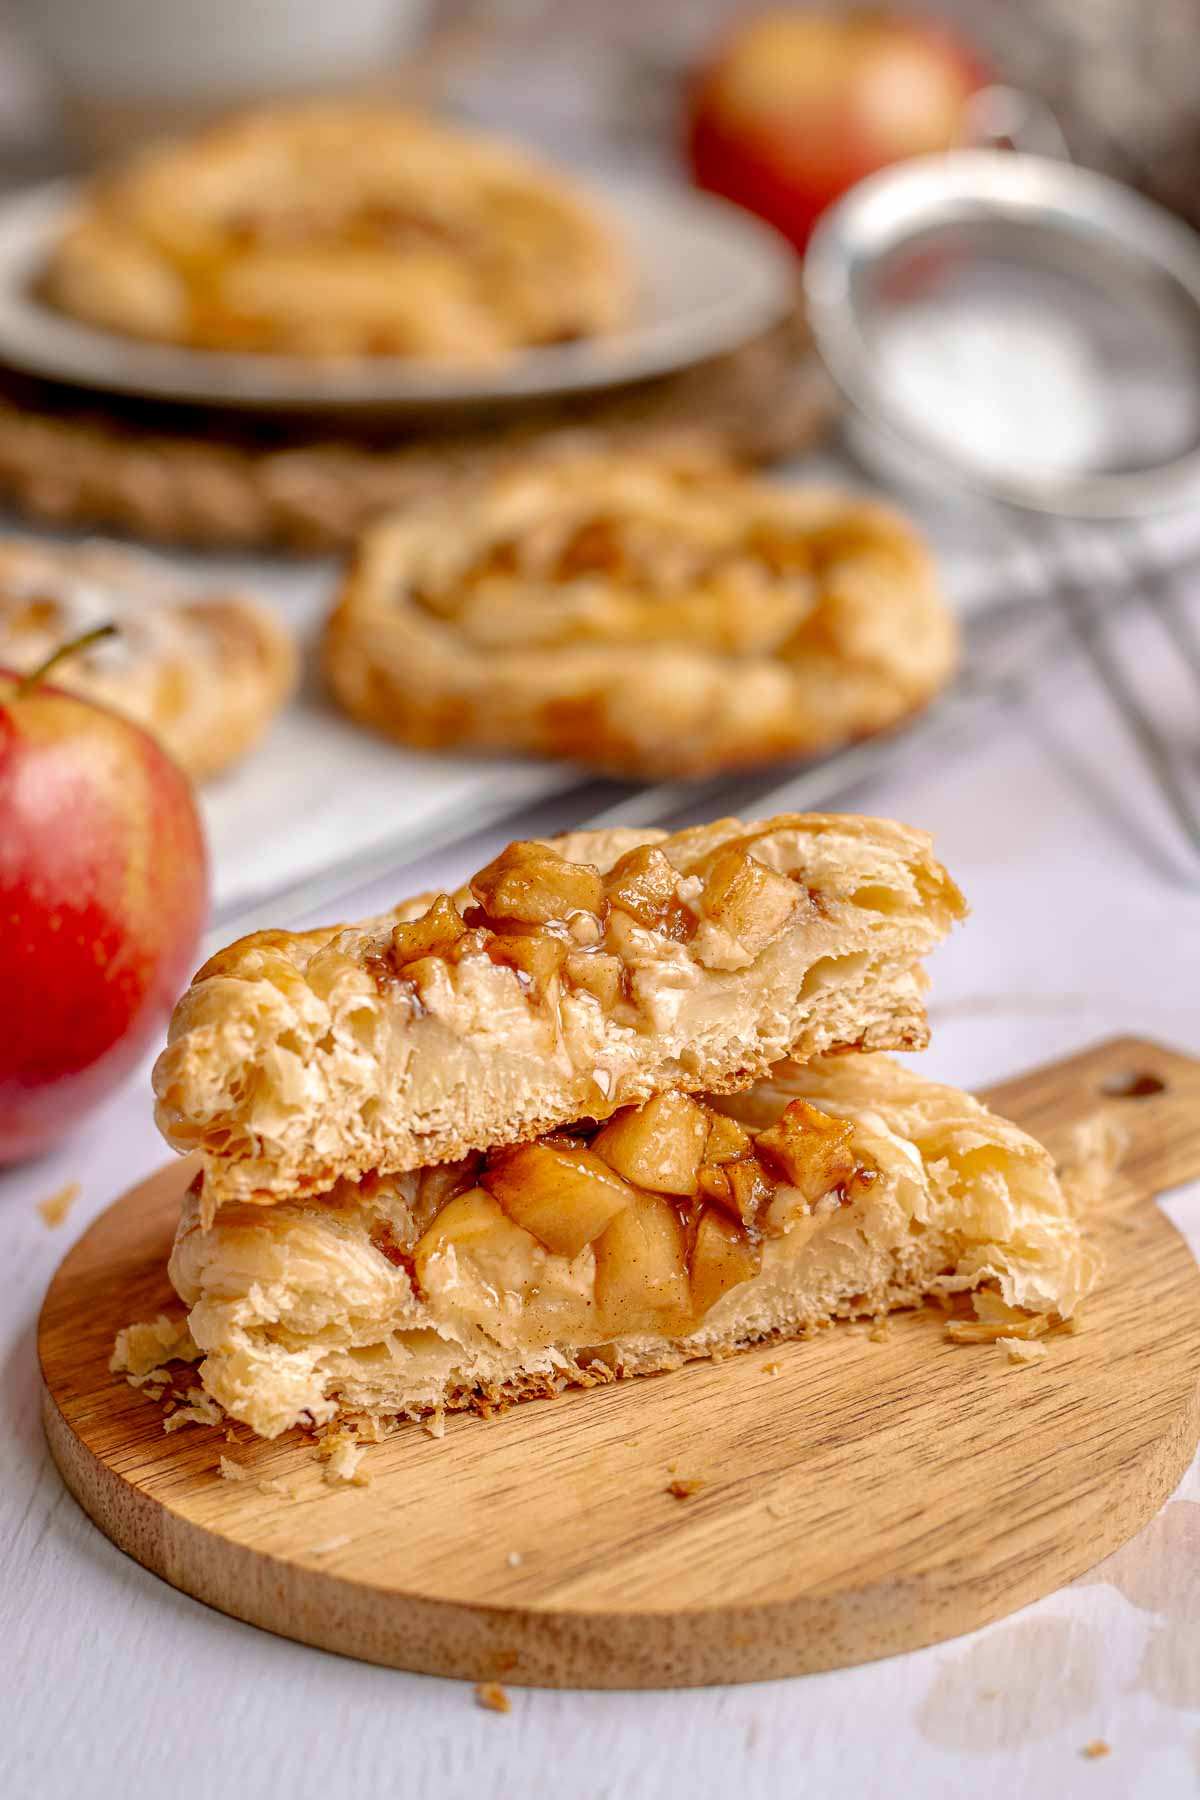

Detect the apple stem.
xmin=15 ymin=623 xmax=119 ymax=697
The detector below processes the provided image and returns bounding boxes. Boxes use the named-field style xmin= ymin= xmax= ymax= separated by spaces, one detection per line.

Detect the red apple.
xmin=687 ymin=8 xmax=987 ymax=252
xmin=0 ymin=655 xmax=208 ymax=1165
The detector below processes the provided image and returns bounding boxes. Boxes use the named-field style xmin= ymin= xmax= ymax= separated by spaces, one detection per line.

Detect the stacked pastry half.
xmin=153 ymin=814 xmax=1096 ymax=1439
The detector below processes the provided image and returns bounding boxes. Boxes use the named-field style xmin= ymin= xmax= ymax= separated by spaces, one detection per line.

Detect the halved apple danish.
xmin=153 ymin=814 xmax=967 ymax=1210
xmin=322 ymin=456 xmax=957 ymax=779
xmin=169 ymin=1054 xmax=1096 ymax=1438
xmin=0 ymin=536 xmax=296 ymax=780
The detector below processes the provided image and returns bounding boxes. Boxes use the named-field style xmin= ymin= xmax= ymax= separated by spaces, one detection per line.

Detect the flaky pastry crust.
xmin=42 ymin=101 xmax=630 ymax=361
xmin=0 ymin=536 xmax=296 ymax=779
xmin=153 ymin=813 xmax=966 ymax=1207
xmin=322 ymin=456 xmax=957 ymax=779
xmin=168 ymin=1053 xmax=1097 ymax=1437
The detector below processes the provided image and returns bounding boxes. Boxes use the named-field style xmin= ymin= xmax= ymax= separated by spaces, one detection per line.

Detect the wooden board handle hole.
xmin=1099 ymin=1070 xmax=1169 ymax=1099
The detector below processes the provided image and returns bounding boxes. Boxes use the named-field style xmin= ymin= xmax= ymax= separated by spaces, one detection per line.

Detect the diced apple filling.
xmin=592 ymin=1090 xmax=710 ymax=1194
xmin=697 ymin=845 xmax=799 ymax=955
xmin=485 ymin=931 xmax=567 ymax=997
xmin=602 ymin=844 xmax=694 ymax=939
xmin=385 ymin=838 xmax=811 ymax=1000
xmin=690 ymin=1205 xmax=763 ymax=1319
xmin=412 ymin=1187 xmax=542 ymax=1301
xmin=408 ymin=1086 xmax=876 ymax=1341
xmin=593 ymin=1192 xmax=692 ymax=1335
xmin=483 ymin=1139 xmax=635 ymax=1257
xmin=563 ymin=949 xmax=624 ymax=1008
xmin=470 ymin=839 xmax=606 ymax=925
xmin=754 ymin=1099 xmax=858 ymax=1199
xmin=389 ymin=893 xmax=467 ymax=966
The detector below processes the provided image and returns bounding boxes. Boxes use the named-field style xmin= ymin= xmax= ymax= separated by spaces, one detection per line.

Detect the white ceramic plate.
xmin=0 ymin=178 xmax=795 ymax=414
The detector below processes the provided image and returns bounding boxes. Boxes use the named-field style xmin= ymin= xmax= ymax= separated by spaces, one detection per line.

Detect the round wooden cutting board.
xmin=39 ymin=1036 xmax=1200 ymax=1689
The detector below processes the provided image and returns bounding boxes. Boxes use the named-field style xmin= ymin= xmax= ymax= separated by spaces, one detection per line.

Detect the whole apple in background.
xmin=0 ymin=648 xmax=208 ymax=1166
xmin=687 ymin=8 xmax=987 ymax=252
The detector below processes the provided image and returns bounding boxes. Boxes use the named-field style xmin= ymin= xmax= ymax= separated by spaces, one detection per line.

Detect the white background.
xmin=0 ymin=31 xmax=1198 ymax=1777
xmin=4 ymin=532 xmax=1200 ymax=1798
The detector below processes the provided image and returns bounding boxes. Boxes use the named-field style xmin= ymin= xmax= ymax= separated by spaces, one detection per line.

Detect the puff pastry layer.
xmin=169 ymin=1053 xmax=1096 ymax=1437
xmin=42 ymin=102 xmax=630 ymax=361
xmin=153 ymin=814 xmax=966 ymax=1208
xmin=322 ymin=457 xmax=957 ymax=779
xmin=0 ymin=537 xmax=296 ymax=779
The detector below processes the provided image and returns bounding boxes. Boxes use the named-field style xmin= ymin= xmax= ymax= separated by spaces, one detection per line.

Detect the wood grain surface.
xmin=37 ymin=1035 xmax=1200 ymax=1690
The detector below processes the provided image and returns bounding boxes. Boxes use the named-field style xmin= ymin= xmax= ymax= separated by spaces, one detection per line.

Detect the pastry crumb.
xmin=948 ymin=1313 xmax=1050 ymax=1345
xmin=37 ymin=1181 xmax=80 ymax=1228
xmin=423 ymin=1407 xmax=446 ymax=1441
xmin=761 ymin=1360 xmax=782 ymax=1376
xmin=867 ymin=1318 xmax=890 ymax=1342
xmin=1062 ymin=1113 xmax=1127 ymax=1209
xmin=475 ymin=1682 xmax=511 ymax=1715
xmin=163 ymin=1387 xmax=224 ymax=1432
xmin=1081 ymin=1740 xmax=1110 ymax=1760
xmin=666 ymin=1477 xmax=703 ymax=1500
xmin=218 ymin=1449 xmax=302 ymax=1499
xmin=110 ymin=1313 xmax=200 ymax=1381
xmin=259 ymin=1475 xmax=303 ymax=1498
xmin=317 ymin=1423 xmax=371 ymax=1486
xmin=323 ymin=1440 xmax=369 ymax=1486
xmin=951 ymin=1287 xmax=1078 ymax=1347
xmin=506 ymin=1551 xmax=523 ymax=1568
xmin=998 ymin=1335 xmax=1048 ymax=1366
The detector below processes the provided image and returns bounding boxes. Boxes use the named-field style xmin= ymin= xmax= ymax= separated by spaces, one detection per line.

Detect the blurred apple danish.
xmin=42 ymin=101 xmax=630 ymax=361
xmin=322 ymin=456 xmax=957 ymax=780
xmin=0 ymin=537 xmax=296 ymax=780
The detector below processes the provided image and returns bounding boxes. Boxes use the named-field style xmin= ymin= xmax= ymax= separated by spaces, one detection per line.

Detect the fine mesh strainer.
xmin=804 ymin=146 xmax=1200 ymax=862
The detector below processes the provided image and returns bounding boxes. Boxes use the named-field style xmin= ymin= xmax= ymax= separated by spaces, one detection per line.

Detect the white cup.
xmin=13 ymin=0 xmax=433 ymax=157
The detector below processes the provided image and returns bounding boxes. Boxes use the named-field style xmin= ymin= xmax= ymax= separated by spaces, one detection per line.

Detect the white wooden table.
xmin=4 ymin=526 xmax=1199 ymax=1800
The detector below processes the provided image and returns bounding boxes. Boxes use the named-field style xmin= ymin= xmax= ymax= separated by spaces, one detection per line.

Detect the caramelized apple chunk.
xmin=411 ymin=1154 xmax=484 ymax=1232
xmin=603 ymin=845 xmax=681 ymax=926
xmin=700 ymin=1112 xmax=752 ymax=1164
xmin=412 ymin=1187 xmax=541 ymax=1298
xmin=593 ymin=1193 xmax=691 ymax=1335
xmin=690 ymin=1206 xmax=762 ymax=1320
xmin=564 ymin=949 xmax=625 ymax=1009
xmin=390 ymin=894 xmax=467 ymax=967
xmin=486 ymin=931 xmax=567 ymax=997
xmin=592 ymin=1090 xmax=711 ymax=1195
xmin=483 ymin=1139 xmax=635 ymax=1258
xmin=698 ymin=1154 xmax=775 ymax=1230
xmin=470 ymin=841 xmax=605 ymax=925
xmin=754 ymin=1099 xmax=858 ymax=1202
xmin=698 ymin=847 xmax=798 ymax=955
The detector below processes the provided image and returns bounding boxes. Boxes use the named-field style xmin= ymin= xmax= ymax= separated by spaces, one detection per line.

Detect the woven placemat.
xmin=0 ymin=313 xmax=834 ymax=553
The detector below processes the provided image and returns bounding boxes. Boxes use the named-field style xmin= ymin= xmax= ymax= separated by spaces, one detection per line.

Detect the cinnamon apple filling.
xmin=379 ymin=834 xmax=809 ymax=1016
xmin=405 ymin=489 xmax=884 ymax=658
xmin=381 ymin=1087 xmax=877 ymax=1344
